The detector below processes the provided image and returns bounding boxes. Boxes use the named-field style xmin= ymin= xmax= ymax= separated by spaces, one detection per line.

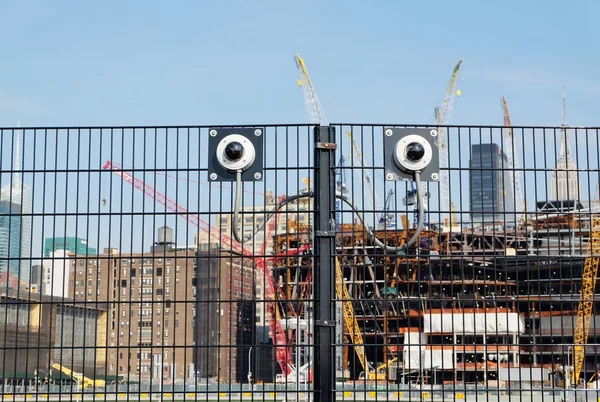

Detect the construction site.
xmin=2 ymin=53 xmax=600 ymax=402
xmin=226 ymin=55 xmax=599 ymax=391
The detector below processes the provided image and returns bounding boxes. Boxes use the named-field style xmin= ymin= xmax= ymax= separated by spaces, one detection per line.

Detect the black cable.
xmin=231 ymin=171 xmax=426 ymax=253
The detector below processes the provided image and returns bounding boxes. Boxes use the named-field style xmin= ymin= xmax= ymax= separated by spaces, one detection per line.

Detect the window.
xmin=156 ymin=289 xmax=163 ymax=296
xmin=156 ymin=268 xmax=163 ymax=277
xmin=121 ymin=280 xmax=127 ymax=288
xmin=130 ymin=268 xmax=136 ymax=277
xmin=165 ymin=300 xmax=171 ymax=308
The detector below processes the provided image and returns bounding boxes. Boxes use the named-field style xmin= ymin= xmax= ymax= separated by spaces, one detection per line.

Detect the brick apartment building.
xmin=67 ymin=244 xmax=197 ymax=381
xmin=50 ymin=226 xmax=264 ymax=383
xmin=195 ymin=251 xmax=260 ymax=384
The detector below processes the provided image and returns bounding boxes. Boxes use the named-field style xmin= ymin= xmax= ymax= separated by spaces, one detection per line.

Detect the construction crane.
xmin=295 ymin=54 xmax=328 ymax=126
xmin=378 ymin=189 xmax=396 ymax=229
xmin=49 ymin=363 xmax=106 ymax=389
xmin=502 ymin=97 xmax=526 ymax=226
xmin=103 ymin=160 xmax=308 ymax=376
xmin=295 ymin=53 xmax=345 ymax=376
xmin=346 ymin=130 xmax=384 ymax=228
xmin=572 ymin=216 xmax=600 ymax=385
xmin=435 ymin=59 xmax=464 ymax=224
xmin=335 ymin=258 xmax=368 ymax=376
xmin=336 ymin=156 xmax=348 ymax=231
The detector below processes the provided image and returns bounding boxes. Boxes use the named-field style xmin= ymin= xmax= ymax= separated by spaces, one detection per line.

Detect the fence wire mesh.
xmin=0 ymin=124 xmax=599 ymax=402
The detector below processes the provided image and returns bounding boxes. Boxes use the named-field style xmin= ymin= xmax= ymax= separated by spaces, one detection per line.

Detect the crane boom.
xmin=102 ymin=160 xmax=301 ymax=375
xmin=335 ymin=258 xmax=367 ymax=373
xmin=572 ymin=216 xmax=600 ymax=385
xmin=436 ymin=59 xmax=463 ymax=222
xmin=346 ymin=130 xmax=382 ymax=222
xmin=502 ymin=97 xmax=525 ymax=225
xmin=295 ymin=54 xmax=329 ymax=126
xmin=294 ymin=53 xmax=345 ymax=375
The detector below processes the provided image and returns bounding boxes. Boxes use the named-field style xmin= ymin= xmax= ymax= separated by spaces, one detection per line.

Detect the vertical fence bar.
xmin=313 ymin=125 xmax=336 ymax=402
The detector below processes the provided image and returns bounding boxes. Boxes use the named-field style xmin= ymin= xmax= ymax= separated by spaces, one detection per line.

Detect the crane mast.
xmin=436 ymin=59 xmax=463 ymax=223
xmin=294 ymin=53 xmax=344 ymax=376
xmin=346 ymin=130 xmax=383 ymax=227
xmin=502 ymin=97 xmax=525 ymax=226
xmin=295 ymin=54 xmax=329 ymax=126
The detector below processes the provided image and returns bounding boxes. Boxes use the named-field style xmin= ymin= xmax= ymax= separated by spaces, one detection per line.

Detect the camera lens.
xmin=224 ymin=141 xmax=244 ymax=161
xmin=406 ymin=142 xmax=425 ymax=162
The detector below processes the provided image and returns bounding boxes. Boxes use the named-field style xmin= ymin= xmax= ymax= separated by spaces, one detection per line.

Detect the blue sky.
xmin=0 ymin=0 xmax=599 ymax=257
xmin=0 ymin=0 xmax=598 ymax=127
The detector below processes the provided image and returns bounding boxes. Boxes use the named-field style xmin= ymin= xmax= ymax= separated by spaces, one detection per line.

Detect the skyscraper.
xmin=469 ymin=143 xmax=514 ymax=224
xmin=0 ymin=132 xmax=32 ymax=283
xmin=550 ymin=90 xmax=580 ymax=201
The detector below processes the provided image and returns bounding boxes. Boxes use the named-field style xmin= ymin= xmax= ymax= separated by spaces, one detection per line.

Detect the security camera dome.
xmin=225 ymin=141 xmax=244 ymax=161
xmin=406 ymin=142 xmax=425 ymax=162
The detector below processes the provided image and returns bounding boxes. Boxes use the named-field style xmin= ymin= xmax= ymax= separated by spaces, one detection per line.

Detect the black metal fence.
xmin=1 ymin=124 xmax=600 ymax=402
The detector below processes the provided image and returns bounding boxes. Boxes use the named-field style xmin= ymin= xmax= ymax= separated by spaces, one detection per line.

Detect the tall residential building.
xmin=195 ymin=251 xmax=259 ymax=383
xmin=44 ymin=237 xmax=97 ymax=258
xmin=65 ymin=227 xmax=197 ymax=381
xmin=550 ymin=94 xmax=580 ymax=201
xmin=0 ymin=133 xmax=32 ymax=283
xmin=469 ymin=143 xmax=514 ymax=224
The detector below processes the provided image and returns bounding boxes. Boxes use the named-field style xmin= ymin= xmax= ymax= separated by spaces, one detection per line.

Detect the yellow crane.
xmin=50 ymin=363 xmax=106 ymax=389
xmin=435 ymin=59 xmax=463 ymax=224
xmin=335 ymin=258 xmax=368 ymax=375
xmin=572 ymin=215 xmax=600 ymax=385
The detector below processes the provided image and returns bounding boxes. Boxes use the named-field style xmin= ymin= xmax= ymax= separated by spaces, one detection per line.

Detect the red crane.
xmin=102 ymin=160 xmax=310 ymax=376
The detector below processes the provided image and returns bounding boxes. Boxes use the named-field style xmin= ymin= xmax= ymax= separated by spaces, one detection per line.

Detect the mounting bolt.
xmin=386 ymin=173 xmax=394 ymax=180
xmin=430 ymin=129 xmax=438 ymax=137
xmin=254 ymin=172 xmax=262 ymax=180
xmin=254 ymin=129 xmax=262 ymax=137
xmin=209 ymin=173 xmax=217 ymax=180
xmin=209 ymin=129 xmax=218 ymax=137
xmin=431 ymin=173 xmax=439 ymax=180
xmin=385 ymin=129 xmax=393 ymax=136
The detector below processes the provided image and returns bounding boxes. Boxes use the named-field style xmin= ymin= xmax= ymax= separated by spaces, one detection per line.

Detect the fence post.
xmin=313 ymin=125 xmax=336 ymax=402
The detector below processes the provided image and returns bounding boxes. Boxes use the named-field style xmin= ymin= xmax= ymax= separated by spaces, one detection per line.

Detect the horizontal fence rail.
xmin=0 ymin=124 xmax=599 ymax=402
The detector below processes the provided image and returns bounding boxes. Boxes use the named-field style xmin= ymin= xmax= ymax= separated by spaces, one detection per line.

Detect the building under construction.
xmin=268 ymin=198 xmax=600 ymax=388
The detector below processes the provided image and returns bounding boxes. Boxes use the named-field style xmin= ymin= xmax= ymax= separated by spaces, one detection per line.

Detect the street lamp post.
xmin=247 ymin=347 xmax=253 ymax=386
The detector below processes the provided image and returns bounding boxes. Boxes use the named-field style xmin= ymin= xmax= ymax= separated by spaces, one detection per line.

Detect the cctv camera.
xmin=393 ymin=134 xmax=433 ymax=173
xmin=216 ymin=134 xmax=256 ymax=172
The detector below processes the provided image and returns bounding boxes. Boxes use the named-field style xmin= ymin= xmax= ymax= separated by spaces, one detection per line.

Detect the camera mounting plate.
xmin=383 ymin=127 xmax=439 ymax=182
xmin=208 ymin=128 xmax=264 ymax=182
